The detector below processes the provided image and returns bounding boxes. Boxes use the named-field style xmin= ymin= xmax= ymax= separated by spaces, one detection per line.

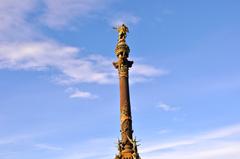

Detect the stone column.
xmin=113 ymin=24 xmax=141 ymax=159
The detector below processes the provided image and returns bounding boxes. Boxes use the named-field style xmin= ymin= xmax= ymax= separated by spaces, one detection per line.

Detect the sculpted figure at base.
xmin=127 ymin=136 xmax=141 ymax=159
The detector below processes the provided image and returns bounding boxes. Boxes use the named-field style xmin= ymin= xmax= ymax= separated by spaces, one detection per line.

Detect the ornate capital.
xmin=113 ymin=59 xmax=133 ymax=77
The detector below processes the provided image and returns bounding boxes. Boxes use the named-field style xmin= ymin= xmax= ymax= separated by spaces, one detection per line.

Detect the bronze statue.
xmin=114 ymin=24 xmax=129 ymax=42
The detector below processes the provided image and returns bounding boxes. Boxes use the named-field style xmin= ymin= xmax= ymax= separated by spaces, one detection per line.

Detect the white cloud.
xmin=140 ymin=124 xmax=240 ymax=159
xmin=0 ymin=0 xmax=163 ymax=85
xmin=41 ymin=0 xmax=111 ymax=28
xmin=200 ymin=124 xmax=240 ymax=140
xmin=157 ymin=102 xmax=179 ymax=112
xmin=0 ymin=0 xmax=39 ymax=41
xmin=142 ymin=142 xmax=240 ymax=159
xmin=69 ymin=90 xmax=98 ymax=99
xmin=38 ymin=124 xmax=240 ymax=159
xmin=133 ymin=64 xmax=166 ymax=77
xmin=0 ymin=41 xmax=112 ymax=84
xmin=0 ymin=41 xmax=163 ymax=85
xmin=0 ymin=0 xmax=112 ymax=32
xmin=128 ymin=63 xmax=167 ymax=84
xmin=0 ymin=0 xmax=164 ymax=99
xmin=2 ymin=124 xmax=239 ymax=159
xmin=0 ymin=0 xmax=113 ymax=41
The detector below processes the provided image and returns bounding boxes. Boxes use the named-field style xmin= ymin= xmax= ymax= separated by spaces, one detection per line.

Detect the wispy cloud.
xmin=0 ymin=132 xmax=63 ymax=159
xmin=0 ymin=41 xmax=164 ymax=85
xmin=141 ymin=124 xmax=240 ymax=159
xmin=133 ymin=64 xmax=167 ymax=77
xmin=157 ymin=102 xmax=179 ymax=112
xmin=0 ymin=131 xmax=52 ymax=147
xmin=0 ymin=41 xmax=112 ymax=84
xmin=0 ymin=0 xmax=112 ymax=39
xmin=143 ymin=142 xmax=240 ymax=159
xmin=34 ymin=143 xmax=63 ymax=151
xmin=40 ymin=0 xmax=112 ymax=28
xmin=0 ymin=134 xmax=32 ymax=145
xmin=69 ymin=90 xmax=98 ymax=99
xmin=0 ymin=0 xmax=163 ymax=86
xmin=200 ymin=124 xmax=240 ymax=140
xmin=31 ymin=124 xmax=240 ymax=159
xmin=57 ymin=137 xmax=115 ymax=159
xmin=109 ymin=13 xmax=140 ymax=26
xmin=157 ymin=129 xmax=171 ymax=135
xmin=1 ymin=124 xmax=240 ymax=159
xmin=0 ymin=0 xmax=39 ymax=41
xmin=129 ymin=64 xmax=168 ymax=83
xmin=0 ymin=0 xmax=166 ymax=107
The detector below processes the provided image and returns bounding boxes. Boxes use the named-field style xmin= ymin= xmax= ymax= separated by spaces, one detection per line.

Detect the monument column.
xmin=113 ymin=24 xmax=141 ymax=159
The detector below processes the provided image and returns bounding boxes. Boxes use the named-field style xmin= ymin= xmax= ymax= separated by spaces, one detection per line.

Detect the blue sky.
xmin=0 ymin=0 xmax=240 ymax=159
